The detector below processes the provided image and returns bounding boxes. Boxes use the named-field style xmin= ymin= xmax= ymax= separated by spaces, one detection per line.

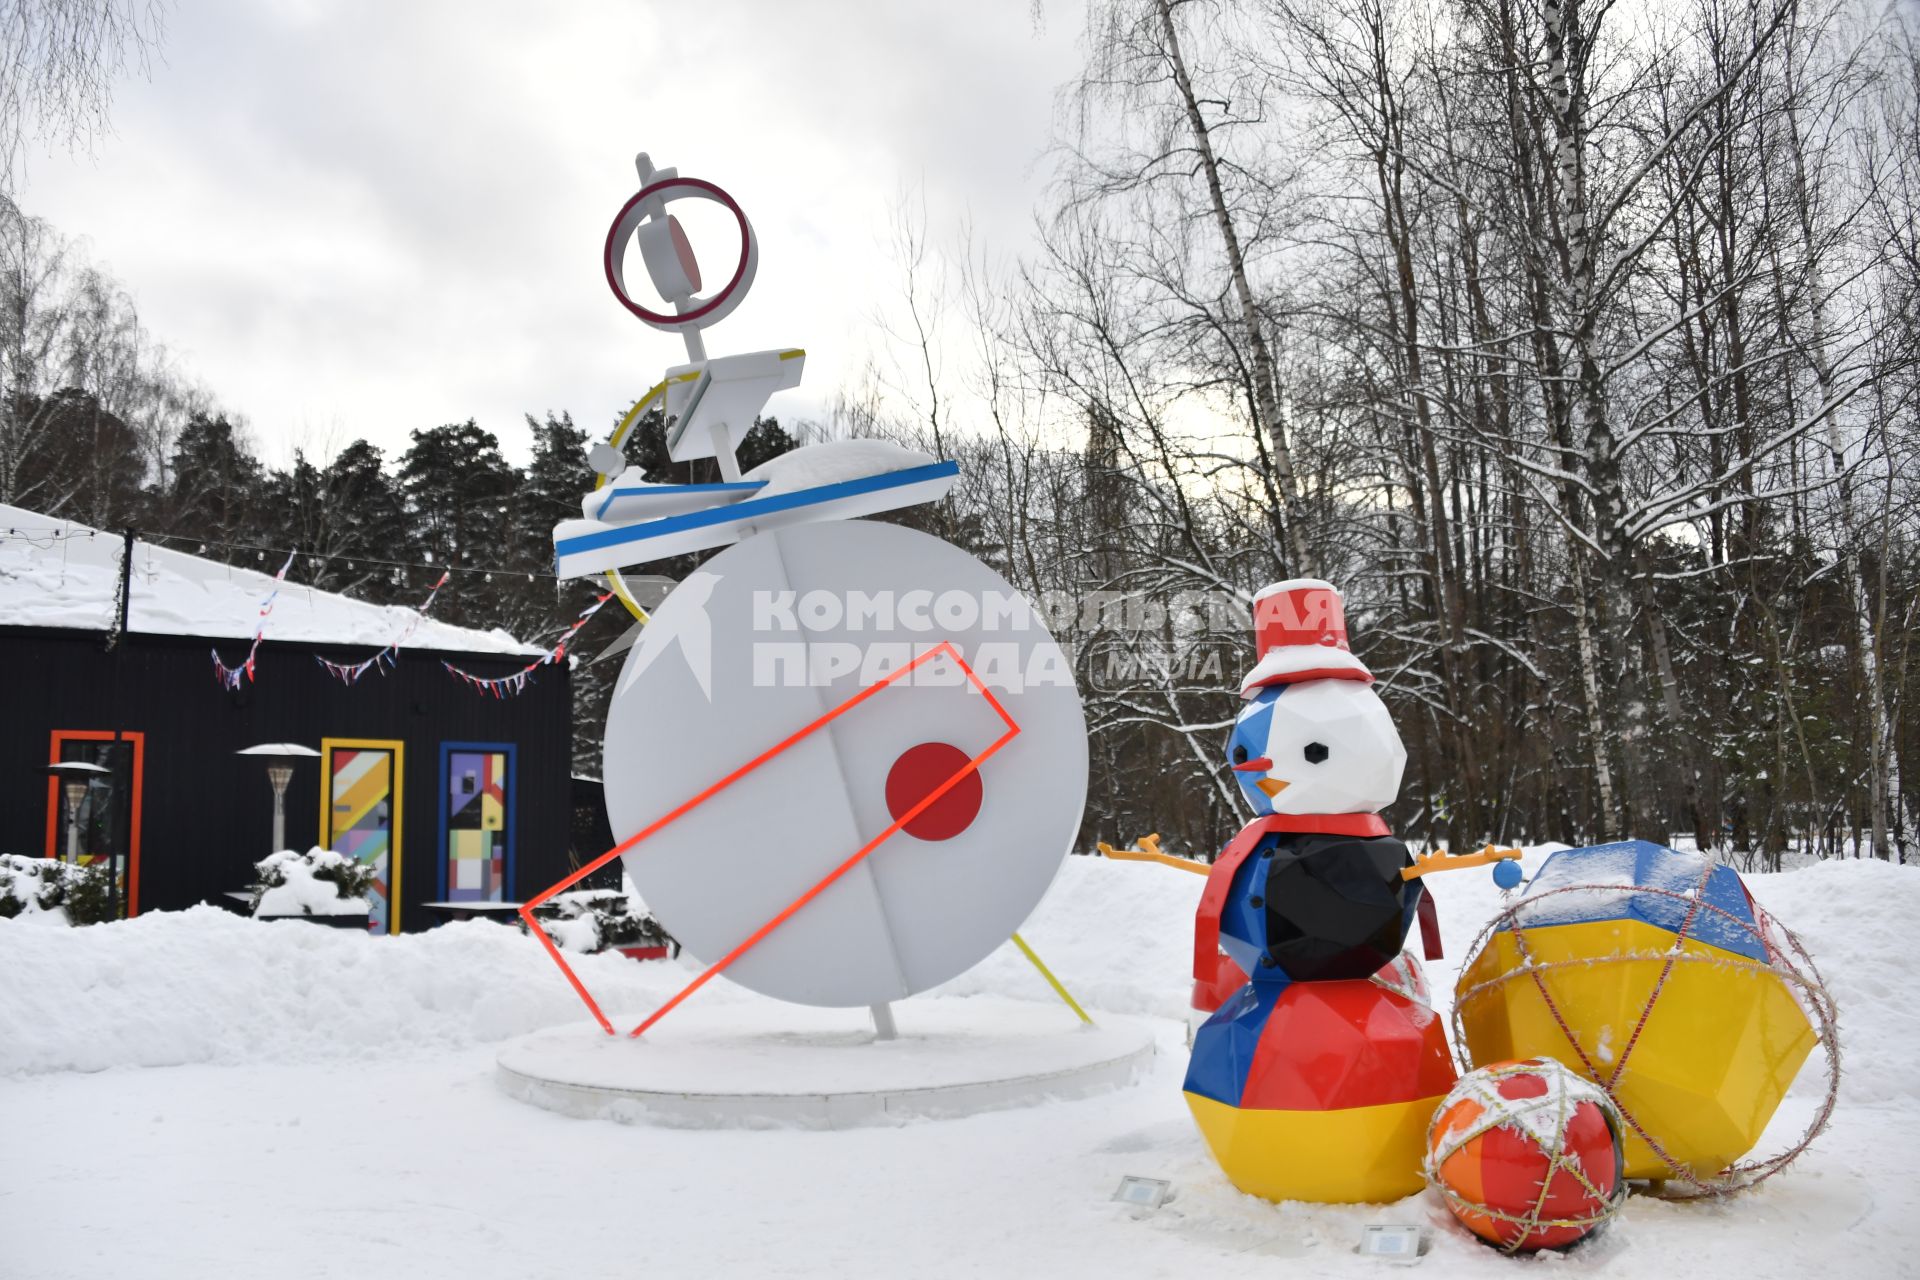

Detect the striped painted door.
xmin=327 ymin=746 xmax=397 ymax=932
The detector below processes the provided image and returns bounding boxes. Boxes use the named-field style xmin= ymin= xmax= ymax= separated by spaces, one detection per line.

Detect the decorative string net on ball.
xmin=1450 ymin=843 xmax=1839 ymax=1196
xmin=1425 ymin=1057 xmax=1628 ymax=1252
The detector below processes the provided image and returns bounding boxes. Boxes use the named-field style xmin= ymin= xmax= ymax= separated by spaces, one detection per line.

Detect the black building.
xmin=0 ymin=508 xmax=575 ymax=932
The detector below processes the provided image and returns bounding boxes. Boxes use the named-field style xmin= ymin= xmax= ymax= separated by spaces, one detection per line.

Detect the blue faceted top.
xmin=1508 ymin=840 xmax=1765 ymax=962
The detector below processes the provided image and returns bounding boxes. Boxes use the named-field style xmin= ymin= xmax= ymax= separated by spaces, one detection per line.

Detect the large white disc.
xmin=602 ymin=521 xmax=1088 ymax=1007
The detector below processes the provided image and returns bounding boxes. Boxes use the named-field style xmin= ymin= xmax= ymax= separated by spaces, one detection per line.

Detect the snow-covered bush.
xmin=529 ymin=886 xmax=671 ymax=954
xmin=0 ymin=854 xmax=115 ymax=925
xmin=250 ymin=847 xmax=375 ymax=918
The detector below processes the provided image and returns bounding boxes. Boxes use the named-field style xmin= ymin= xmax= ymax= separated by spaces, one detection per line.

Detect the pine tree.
xmin=516 ymin=411 xmax=588 ymax=555
xmin=397 ymin=420 xmax=518 ymax=625
xmin=160 ymin=413 xmax=268 ymax=557
xmin=263 ymin=440 xmax=413 ymax=601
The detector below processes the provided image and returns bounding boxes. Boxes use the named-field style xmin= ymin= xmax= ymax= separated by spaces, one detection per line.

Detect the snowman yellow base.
xmin=1185 ymin=1091 xmax=1442 ymax=1204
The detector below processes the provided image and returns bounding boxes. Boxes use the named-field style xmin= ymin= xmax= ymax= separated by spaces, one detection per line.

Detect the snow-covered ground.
xmin=2 ymin=849 xmax=1916 ymax=1279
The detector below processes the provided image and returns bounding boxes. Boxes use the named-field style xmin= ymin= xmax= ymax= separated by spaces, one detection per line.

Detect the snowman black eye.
xmin=1232 ymin=744 xmax=1249 ymax=765
xmin=1304 ymin=742 xmax=1329 ymax=764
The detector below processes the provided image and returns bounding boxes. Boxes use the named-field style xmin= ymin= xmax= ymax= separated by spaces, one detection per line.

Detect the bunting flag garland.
xmin=315 ymin=572 xmax=451 ymax=685
xmin=211 ymin=551 xmax=296 ymax=690
xmin=443 ymin=592 xmax=614 ymax=698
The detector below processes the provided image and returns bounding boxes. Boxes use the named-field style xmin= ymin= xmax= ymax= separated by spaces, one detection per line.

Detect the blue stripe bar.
xmin=556 ymin=460 xmax=960 ymax=559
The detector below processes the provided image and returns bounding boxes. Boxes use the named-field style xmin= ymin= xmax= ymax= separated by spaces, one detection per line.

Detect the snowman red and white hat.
xmin=1239 ymin=578 xmax=1374 ymax=698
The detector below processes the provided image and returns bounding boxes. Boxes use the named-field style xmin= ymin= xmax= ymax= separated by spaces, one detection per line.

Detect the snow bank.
xmin=934 ymin=856 xmax=1201 ymax=1020
xmin=1742 ymin=857 xmax=1920 ymax=1108
xmin=0 ymin=906 xmax=716 ymax=1074
xmin=0 ymin=503 xmax=533 ymax=653
xmin=4 ymin=847 xmax=1913 ymax=1099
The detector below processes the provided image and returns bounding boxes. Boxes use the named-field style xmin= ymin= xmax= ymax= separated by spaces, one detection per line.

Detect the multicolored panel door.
xmin=320 ymin=739 xmax=404 ymax=934
xmin=445 ymin=748 xmax=510 ymax=902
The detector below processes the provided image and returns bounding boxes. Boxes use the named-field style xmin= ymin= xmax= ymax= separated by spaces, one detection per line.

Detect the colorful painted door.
xmin=443 ymin=747 xmax=511 ymax=902
xmin=320 ymin=739 xmax=405 ymax=933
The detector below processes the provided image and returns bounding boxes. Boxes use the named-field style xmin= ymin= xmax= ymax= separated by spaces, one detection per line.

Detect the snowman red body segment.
xmin=1183 ymin=580 xmax=1456 ymax=1204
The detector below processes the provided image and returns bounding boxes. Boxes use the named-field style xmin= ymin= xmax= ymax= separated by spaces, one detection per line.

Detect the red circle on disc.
xmin=885 ymin=742 xmax=983 ymax=842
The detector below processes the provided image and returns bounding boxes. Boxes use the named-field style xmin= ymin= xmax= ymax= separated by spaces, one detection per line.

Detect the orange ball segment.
xmin=1426 ymin=1058 xmax=1625 ymax=1252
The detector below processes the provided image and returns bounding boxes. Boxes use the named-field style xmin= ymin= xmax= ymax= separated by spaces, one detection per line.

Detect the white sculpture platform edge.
xmin=494 ymin=997 xmax=1159 ymax=1130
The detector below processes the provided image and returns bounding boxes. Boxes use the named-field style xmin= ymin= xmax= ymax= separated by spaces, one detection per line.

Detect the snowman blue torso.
xmin=1215 ymin=830 xmax=1423 ymax=984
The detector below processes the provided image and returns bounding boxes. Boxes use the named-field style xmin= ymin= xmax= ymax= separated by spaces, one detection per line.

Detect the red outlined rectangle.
xmin=45 ymin=730 xmax=146 ymax=917
xmin=521 ymin=640 xmax=1020 ymax=1037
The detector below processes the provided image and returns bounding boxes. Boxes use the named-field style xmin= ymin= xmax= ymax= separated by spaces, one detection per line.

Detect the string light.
xmin=0 ymin=527 xmax=101 ymax=550
xmin=129 ymin=526 xmax=574 ymax=583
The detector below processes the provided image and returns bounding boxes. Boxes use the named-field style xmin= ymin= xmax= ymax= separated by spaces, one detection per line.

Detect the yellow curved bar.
xmin=601 ymin=570 xmax=651 ymax=623
xmin=594 ymin=379 xmax=672 ymax=623
xmin=599 ymin=378 xmax=671 ymax=475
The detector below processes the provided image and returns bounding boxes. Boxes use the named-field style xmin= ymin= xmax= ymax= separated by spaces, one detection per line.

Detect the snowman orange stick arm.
xmin=1096 ymin=833 xmax=1211 ymax=876
xmin=1400 ymin=844 xmax=1523 ymax=881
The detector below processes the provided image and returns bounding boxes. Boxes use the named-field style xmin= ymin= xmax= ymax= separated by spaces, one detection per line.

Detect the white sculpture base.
xmin=494 ymin=997 xmax=1157 ymax=1130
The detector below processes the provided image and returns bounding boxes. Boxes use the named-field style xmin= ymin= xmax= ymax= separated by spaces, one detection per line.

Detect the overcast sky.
xmin=20 ymin=0 xmax=1084 ymax=466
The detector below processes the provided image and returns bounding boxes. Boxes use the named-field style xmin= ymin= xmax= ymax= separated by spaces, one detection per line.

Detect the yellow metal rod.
xmin=1009 ymin=931 xmax=1093 ymax=1025
xmin=592 ymin=379 xmax=673 ymax=624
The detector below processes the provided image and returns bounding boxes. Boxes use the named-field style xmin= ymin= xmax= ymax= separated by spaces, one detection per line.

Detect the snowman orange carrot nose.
xmin=1231 ymin=756 xmax=1289 ymax=798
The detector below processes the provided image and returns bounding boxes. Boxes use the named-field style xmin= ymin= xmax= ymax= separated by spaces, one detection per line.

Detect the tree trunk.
xmin=1151 ymin=0 xmax=1313 ymax=575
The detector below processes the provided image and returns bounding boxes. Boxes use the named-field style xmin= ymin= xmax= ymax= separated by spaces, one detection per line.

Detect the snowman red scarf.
xmin=1192 ymin=814 xmax=1444 ymax=990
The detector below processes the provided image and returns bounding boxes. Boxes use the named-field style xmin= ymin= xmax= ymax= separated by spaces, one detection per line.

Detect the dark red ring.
xmin=602 ymin=176 xmax=751 ymax=326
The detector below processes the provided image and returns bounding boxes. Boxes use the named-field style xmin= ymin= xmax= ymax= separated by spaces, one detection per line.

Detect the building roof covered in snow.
xmin=0 ymin=504 xmax=538 ymax=655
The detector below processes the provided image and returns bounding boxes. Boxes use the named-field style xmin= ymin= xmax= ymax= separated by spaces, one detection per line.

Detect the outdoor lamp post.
xmin=237 ymin=744 xmax=321 ymax=853
xmin=46 ymin=761 xmax=113 ymax=864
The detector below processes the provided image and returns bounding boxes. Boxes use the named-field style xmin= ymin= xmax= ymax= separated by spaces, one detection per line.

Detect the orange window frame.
xmin=44 ymin=730 xmax=147 ymax=917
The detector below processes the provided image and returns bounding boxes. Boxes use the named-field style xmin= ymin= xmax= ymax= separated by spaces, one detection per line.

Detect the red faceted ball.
xmin=1426 ymin=1058 xmax=1625 ymax=1252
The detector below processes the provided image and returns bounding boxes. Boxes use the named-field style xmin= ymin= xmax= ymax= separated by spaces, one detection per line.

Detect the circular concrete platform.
xmin=495 ymin=997 xmax=1159 ymax=1129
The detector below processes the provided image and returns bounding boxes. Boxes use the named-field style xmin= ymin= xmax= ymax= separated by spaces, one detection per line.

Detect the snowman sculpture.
xmin=1168 ymin=581 xmax=1460 ymax=1203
